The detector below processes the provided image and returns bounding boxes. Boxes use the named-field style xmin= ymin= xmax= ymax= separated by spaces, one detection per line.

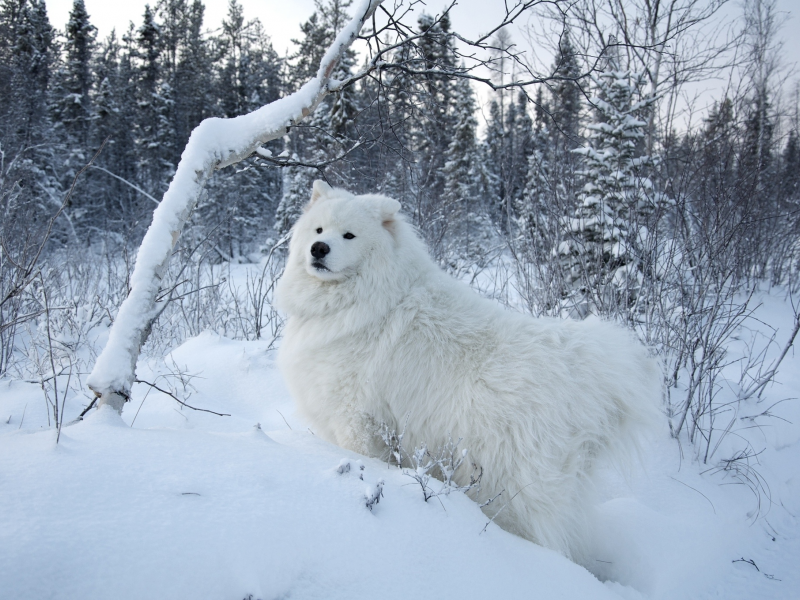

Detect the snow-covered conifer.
xmin=57 ymin=0 xmax=96 ymax=148
xmin=561 ymin=69 xmax=658 ymax=309
xmin=442 ymin=77 xmax=492 ymax=259
xmin=517 ymin=87 xmax=553 ymax=248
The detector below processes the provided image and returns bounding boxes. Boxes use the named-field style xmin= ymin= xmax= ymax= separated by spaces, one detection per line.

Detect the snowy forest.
xmin=4 ymin=0 xmax=799 ymax=441
xmin=2 ymin=0 xmax=800 ymax=597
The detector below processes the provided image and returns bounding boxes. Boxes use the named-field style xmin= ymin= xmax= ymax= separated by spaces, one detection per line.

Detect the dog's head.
xmin=290 ymin=180 xmax=401 ymax=282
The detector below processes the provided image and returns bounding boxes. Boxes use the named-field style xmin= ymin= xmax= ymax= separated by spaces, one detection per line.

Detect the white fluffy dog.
xmin=276 ymin=180 xmax=661 ymax=558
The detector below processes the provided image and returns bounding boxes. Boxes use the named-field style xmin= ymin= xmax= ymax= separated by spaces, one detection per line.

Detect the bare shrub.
xmin=379 ymin=421 xmax=482 ymax=503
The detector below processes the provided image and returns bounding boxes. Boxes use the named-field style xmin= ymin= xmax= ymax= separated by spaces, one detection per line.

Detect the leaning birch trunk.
xmin=87 ymin=0 xmax=382 ymax=413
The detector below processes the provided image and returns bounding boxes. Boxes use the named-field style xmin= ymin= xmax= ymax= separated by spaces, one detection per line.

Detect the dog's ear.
xmin=373 ymin=196 xmax=401 ymax=235
xmin=305 ymin=180 xmax=333 ymax=211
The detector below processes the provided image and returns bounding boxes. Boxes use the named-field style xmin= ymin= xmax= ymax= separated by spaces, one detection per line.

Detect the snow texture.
xmin=5 ymin=268 xmax=799 ymax=599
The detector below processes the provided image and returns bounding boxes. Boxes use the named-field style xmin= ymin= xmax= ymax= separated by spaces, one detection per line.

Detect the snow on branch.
xmin=86 ymin=0 xmax=383 ymax=413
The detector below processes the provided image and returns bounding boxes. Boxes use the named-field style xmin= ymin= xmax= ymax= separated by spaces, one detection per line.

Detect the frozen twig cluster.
xmin=380 ymin=422 xmax=482 ymax=503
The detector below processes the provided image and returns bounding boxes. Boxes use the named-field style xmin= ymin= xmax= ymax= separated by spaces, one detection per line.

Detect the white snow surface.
xmin=3 ymin=280 xmax=800 ymax=600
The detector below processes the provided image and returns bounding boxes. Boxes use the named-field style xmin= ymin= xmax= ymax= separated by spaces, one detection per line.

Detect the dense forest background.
xmin=1 ymin=0 xmax=799 ymax=457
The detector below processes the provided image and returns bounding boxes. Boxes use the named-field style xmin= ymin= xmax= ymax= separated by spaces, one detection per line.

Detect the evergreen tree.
xmin=561 ymin=70 xmax=657 ymax=309
xmin=174 ymin=0 xmax=212 ymax=147
xmin=505 ymin=91 xmax=533 ymax=223
xmin=483 ymin=99 xmax=505 ymax=219
xmin=92 ymin=30 xmax=137 ymax=232
xmin=544 ymin=28 xmax=583 ymax=219
xmin=373 ymin=43 xmax=417 ymax=202
xmin=48 ymin=0 xmax=97 ymax=235
xmin=133 ymin=4 xmax=166 ymax=194
xmin=483 ymin=91 xmax=533 ymax=230
xmin=699 ymin=98 xmax=737 ymax=202
xmin=56 ymin=0 xmax=96 ymax=149
xmin=413 ymin=12 xmax=458 ymax=246
xmin=441 ymin=77 xmax=491 ymax=259
xmin=277 ymin=0 xmax=355 ymax=238
xmin=738 ymin=87 xmax=775 ymax=201
xmin=549 ymin=29 xmax=582 ymax=155
xmin=518 ymin=87 xmax=553 ymax=248
xmin=0 ymin=0 xmax=53 ymax=150
xmin=0 ymin=0 xmax=57 ymax=242
xmin=289 ymin=12 xmax=328 ymax=89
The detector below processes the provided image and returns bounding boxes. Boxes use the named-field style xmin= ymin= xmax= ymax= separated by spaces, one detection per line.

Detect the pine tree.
xmin=549 ymin=29 xmax=582 ymax=156
xmin=738 ymin=87 xmax=775 ymax=201
xmin=174 ymin=0 xmax=212 ymax=147
xmin=57 ymin=0 xmax=96 ymax=149
xmin=289 ymin=14 xmax=327 ymax=89
xmin=483 ymin=99 xmax=505 ymax=220
xmin=542 ymin=29 xmax=584 ymax=226
xmin=279 ymin=0 xmax=354 ymax=226
xmin=505 ymin=91 xmax=533 ymax=223
xmin=374 ymin=43 xmax=417 ymax=202
xmin=48 ymin=0 xmax=97 ymax=235
xmin=413 ymin=12 xmax=458 ymax=245
xmin=441 ymin=77 xmax=491 ymax=260
xmin=92 ymin=30 xmax=137 ymax=232
xmin=699 ymin=98 xmax=737 ymax=203
xmin=274 ymin=3 xmax=358 ymax=239
xmin=0 ymin=0 xmax=53 ymax=150
xmin=482 ymin=91 xmax=533 ymax=231
xmin=0 ymin=0 xmax=57 ymax=242
xmin=518 ymin=87 xmax=553 ymax=248
xmin=561 ymin=69 xmax=657 ymax=310
xmin=133 ymin=5 xmax=165 ymax=194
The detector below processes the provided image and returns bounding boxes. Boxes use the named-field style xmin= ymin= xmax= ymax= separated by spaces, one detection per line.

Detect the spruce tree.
xmin=49 ymin=0 xmax=97 ymax=236
xmin=505 ymin=91 xmax=534 ymax=224
xmin=0 ymin=0 xmax=57 ymax=242
xmin=57 ymin=0 xmax=96 ymax=149
xmin=406 ymin=11 xmax=460 ymax=255
xmin=518 ymin=87 xmax=553 ymax=249
xmin=549 ymin=29 xmax=582 ymax=156
xmin=174 ymin=0 xmax=212 ymax=146
xmin=561 ymin=69 xmax=657 ymax=310
xmin=483 ymin=99 xmax=505 ymax=221
xmin=133 ymin=5 xmax=165 ymax=194
xmin=1 ymin=0 xmax=53 ymax=150
xmin=441 ymin=77 xmax=491 ymax=260
xmin=781 ymin=129 xmax=800 ymax=206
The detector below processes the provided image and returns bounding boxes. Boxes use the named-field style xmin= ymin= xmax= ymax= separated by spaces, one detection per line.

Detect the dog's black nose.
xmin=311 ymin=241 xmax=330 ymax=259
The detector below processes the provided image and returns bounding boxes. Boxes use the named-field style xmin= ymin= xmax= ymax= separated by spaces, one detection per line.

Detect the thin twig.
xmin=133 ymin=379 xmax=230 ymax=416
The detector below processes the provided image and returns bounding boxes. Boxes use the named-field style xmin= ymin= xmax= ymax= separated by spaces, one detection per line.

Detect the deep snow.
xmin=2 ymin=287 xmax=799 ymax=599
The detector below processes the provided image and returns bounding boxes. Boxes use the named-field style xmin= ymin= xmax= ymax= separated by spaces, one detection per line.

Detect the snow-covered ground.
xmin=1 ymin=288 xmax=798 ymax=599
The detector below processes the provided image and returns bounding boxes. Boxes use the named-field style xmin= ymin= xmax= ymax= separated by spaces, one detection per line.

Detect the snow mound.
xmin=0 ymin=399 xmax=617 ymax=600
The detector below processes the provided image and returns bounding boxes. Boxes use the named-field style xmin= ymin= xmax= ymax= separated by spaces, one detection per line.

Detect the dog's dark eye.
xmin=343 ymin=232 xmax=355 ymax=240
xmin=316 ymin=228 xmax=322 ymax=234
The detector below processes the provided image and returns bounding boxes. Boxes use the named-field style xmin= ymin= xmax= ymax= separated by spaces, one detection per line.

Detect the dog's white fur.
xmin=276 ymin=181 xmax=662 ymax=558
